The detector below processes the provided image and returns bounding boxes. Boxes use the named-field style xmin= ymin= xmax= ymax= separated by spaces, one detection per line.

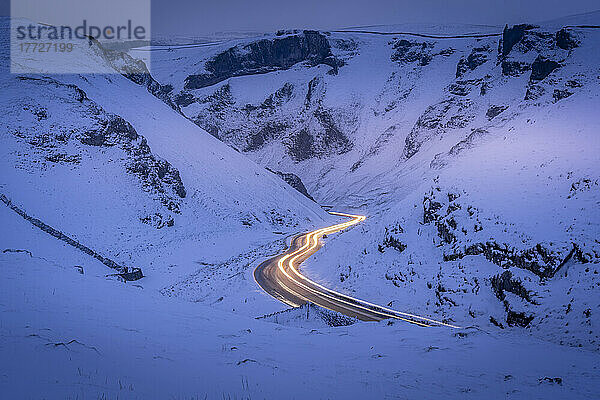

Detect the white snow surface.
xmin=1 ymin=14 xmax=600 ymax=399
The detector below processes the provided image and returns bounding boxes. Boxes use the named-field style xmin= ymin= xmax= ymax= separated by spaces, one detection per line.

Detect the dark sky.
xmin=2 ymin=0 xmax=599 ymax=36
xmin=151 ymin=0 xmax=599 ymax=36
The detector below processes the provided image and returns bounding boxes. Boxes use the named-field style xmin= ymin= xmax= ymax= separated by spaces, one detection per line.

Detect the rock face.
xmin=456 ymin=46 xmax=490 ymax=77
xmin=403 ymin=98 xmax=474 ymax=159
xmin=267 ymin=169 xmax=316 ymax=202
xmin=88 ymin=37 xmax=179 ymax=112
xmin=391 ymin=39 xmax=435 ymax=65
xmin=498 ymin=24 xmax=537 ymax=57
xmin=555 ymin=28 xmax=579 ymax=50
xmin=15 ymin=77 xmax=186 ymax=214
xmin=184 ymin=31 xmax=341 ymax=90
xmin=486 ymin=105 xmax=508 ymax=120
xmin=530 ymin=56 xmax=561 ymax=82
xmin=80 ymin=114 xmax=187 ymax=213
xmin=501 ymin=60 xmax=531 ymax=77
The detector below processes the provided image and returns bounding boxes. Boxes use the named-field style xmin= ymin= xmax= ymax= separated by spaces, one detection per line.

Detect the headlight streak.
xmin=276 ymin=212 xmax=460 ymax=328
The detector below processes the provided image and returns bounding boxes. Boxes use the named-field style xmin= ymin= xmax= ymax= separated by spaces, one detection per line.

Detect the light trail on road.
xmin=255 ymin=212 xmax=460 ymax=328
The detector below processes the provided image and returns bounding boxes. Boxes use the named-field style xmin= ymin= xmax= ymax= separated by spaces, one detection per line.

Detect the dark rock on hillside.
xmin=456 ymin=46 xmax=489 ymax=77
xmin=501 ymin=60 xmax=531 ymax=77
xmin=379 ymin=225 xmax=406 ymax=253
xmin=14 ymin=77 xmax=186 ymax=214
xmin=490 ymin=270 xmax=535 ymax=303
xmin=246 ymin=121 xmax=289 ymax=151
xmin=267 ymin=169 xmax=316 ymax=202
xmin=288 ymin=128 xmax=315 ymax=161
xmin=184 ymin=31 xmax=341 ymax=90
xmin=498 ymin=24 xmax=537 ymax=57
xmin=556 ymin=28 xmax=579 ymax=50
xmin=530 ymin=56 xmax=560 ymax=82
xmin=80 ymin=114 xmax=187 ymax=212
xmin=525 ymin=84 xmax=545 ymax=101
xmin=391 ymin=39 xmax=435 ymax=66
xmin=403 ymin=98 xmax=473 ymax=159
xmin=553 ymin=89 xmax=573 ymax=102
xmin=174 ymin=92 xmax=197 ymax=107
xmin=486 ymin=105 xmax=508 ymax=120
xmin=506 ymin=310 xmax=534 ymax=327
xmin=285 ymin=108 xmax=352 ymax=162
xmin=448 ymin=79 xmax=481 ymax=96
xmin=88 ymin=37 xmax=180 ymax=112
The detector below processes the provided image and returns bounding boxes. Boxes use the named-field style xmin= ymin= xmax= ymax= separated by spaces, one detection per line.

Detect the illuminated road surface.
xmin=255 ymin=212 xmax=459 ymax=327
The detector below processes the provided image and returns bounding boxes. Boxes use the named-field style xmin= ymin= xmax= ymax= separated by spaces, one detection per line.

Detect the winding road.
xmin=254 ymin=212 xmax=459 ymax=327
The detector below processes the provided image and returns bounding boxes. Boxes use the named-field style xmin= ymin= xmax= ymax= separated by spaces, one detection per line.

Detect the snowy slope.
xmin=0 ymin=17 xmax=334 ymax=306
xmin=1 ymin=212 xmax=599 ymax=399
xmin=2 ymin=14 xmax=600 ymax=399
xmin=150 ymin=20 xmax=600 ymax=349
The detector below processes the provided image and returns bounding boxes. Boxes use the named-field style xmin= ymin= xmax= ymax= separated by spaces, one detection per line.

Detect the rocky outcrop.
xmin=184 ymin=31 xmax=341 ymax=90
xmin=378 ymin=225 xmax=406 ymax=253
xmin=267 ymin=169 xmax=316 ymax=202
xmin=391 ymin=39 xmax=453 ymax=67
xmin=486 ymin=105 xmax=508 ymax=120
xmin=14 ymin=77 xmax=186 ymax=214
xmin=498 ymin=24 xmax=537 ymax=57
xmin=423 ymin=188 xmax=583 ymax=279
xmin=403 ymin=98 xmax=474 ymax=159
xmin=0 ymin=193 xmax=143 ymax=281
xmin=501 ymin=60 xmax=531 ymax=77
xmin=88 ymin=37 xmax=180 ymax=112
xmin=391 ymin=39 xmax=435 ymax=65
xmin=555 ymin=28 xmax=579 ymax=50
xmin=456 ymin=46 xmax=490 ymax=77
xmin=490 ymin=270 xmax=535 ymax=303
xmin=529 ymin=56 xmax=560 ymax=82
xmin=80 ymin=114 xmax=187 ymax=213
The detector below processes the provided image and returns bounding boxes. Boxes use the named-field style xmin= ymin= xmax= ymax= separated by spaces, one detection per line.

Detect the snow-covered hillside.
xmin=2 ymin=11 xmax=600 ymax=399
xmin=150 ymin=13 xmax=600 ymax=349
xmin=0 ymin=18 xmax=334 ymax=299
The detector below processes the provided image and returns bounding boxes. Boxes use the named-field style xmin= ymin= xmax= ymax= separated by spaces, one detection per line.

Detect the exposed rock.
xmin=553 ymin=89 xmax=573 ymax=102
xmin=498 ymin=24 xmax=537 ymax=57
xmin=501 ymin=60 xmax=531 ymax=77
xmin=266 ymin=169 xmax=316 ymax=202
xmin=530 ymin=56 xmax=560 ymax=82
xmin=486 ymin=105 xmax=508 ymax=120
xmin=506 ymin=309 xmax=534 ymax=327
xmin=80 ymin=114 xmax=187 ymax=212
xmin=246 ymin=121 xmax=289 ymax=151
xmin=456 ymin=46 xmax=489 ymax=77
xmin=446 ymin=241 xmax=578 ymax=279
xmin=13 ymin=77 xmax=186 ymax=214
xmin=490 ymin=270 xmax=534 ymax=303
xmin=403 ymin=98 xmax=474 ymax=159
xmin=448 ymin=80 xmax=481 ymax=96
xmin=525 ymin=84 xmax=545 ymax=101
xmin=379 ymin=225 xmax=407 ymax=253
xmin=556 ymin=28 xmax=579 ymax=50
xmin=140 ymin=213 xmax=175 ymax=229
xmin=88 ymin=37 xmax=179 ymax=112
xmin=391 ymin=39 xmax=435 ymax=66
xmin=288 ymin=128 xmax=315 ymax=161
xmin=184 ymin=31 xmax=340 ymax=89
